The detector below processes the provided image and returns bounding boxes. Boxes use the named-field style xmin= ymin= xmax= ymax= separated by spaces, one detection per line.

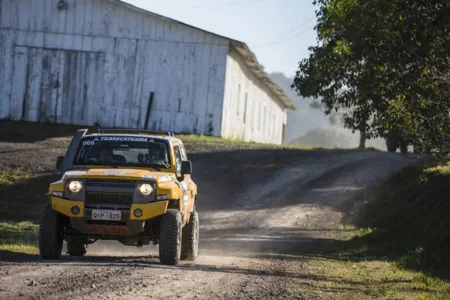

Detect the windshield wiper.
xmin=108 ymin=163 xmax=119 ymax=169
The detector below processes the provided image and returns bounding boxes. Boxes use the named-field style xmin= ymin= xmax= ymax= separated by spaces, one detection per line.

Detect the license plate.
xmin=91 ymin=210 xmax=121 ymax=221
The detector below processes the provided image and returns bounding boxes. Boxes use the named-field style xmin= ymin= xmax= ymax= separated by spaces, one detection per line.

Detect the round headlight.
xmin=69 ymin=180 xmax=83 ymax=193
xmin=139 ymin=184 xmax=154 ymax=196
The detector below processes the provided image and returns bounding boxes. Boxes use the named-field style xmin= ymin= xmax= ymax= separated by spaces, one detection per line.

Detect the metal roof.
xmin=109 ymin=0 xmax=296 ymax=110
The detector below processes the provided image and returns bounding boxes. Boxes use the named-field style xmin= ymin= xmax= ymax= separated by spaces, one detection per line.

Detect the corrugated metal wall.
xmin=0 ymin=0 xmax=229 ymax=136
xmin=221 ymin=49 xmax=286 ymax=144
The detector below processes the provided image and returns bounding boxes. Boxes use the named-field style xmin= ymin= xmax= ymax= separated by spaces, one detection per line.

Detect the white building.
xmin=0 ymin=0 xmax=295 ymax=144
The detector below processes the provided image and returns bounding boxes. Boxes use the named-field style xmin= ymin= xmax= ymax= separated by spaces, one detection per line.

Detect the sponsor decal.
xmin=100 ymin=136 xmax=149 ymax=142
xmin=87 ymin=225 xmax=129 ymax=235
xmin=158 ymin=175 xmax=173 ymax=183
xmin=181 ymin=181 xmax=189 ymax=206
xmin=104 ymin=170 xmax=133 ymax=176
xmin=64 ymin=171 xmax=85 ymax=177
xmin=90 ymin=169 xmax=134 ymax=176
xmin=82 ymin=136 xmax=156 ymax=145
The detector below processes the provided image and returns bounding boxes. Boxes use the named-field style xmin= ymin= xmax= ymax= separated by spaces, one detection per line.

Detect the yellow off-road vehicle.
xmin=39 ymin=129 xmax=198 ymax=265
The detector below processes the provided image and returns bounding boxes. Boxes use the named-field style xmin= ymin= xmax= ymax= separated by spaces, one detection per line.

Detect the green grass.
xmin=0 ymin=169 xmax=32 ymax=185
xmin=289 ymin=257 xmax=450 ymax=299
xmin=178 ymin=133 xmax=380 ymax=152
xmin=424 ymin=161 xmax=450 ymax=175
xmin=179 ymin=134 xmax=315 ymax=149
xmin=0 ymin=221 xmax=39 ymax=256
xmin=343 ymin=160 xmax=450 ymax=278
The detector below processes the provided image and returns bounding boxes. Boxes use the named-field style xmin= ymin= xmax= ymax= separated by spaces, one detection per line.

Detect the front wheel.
xmin=39 ymin=204 xmax=63 ymax=259
xmin=181 ymin=211 xmax=199 ymax=261
xmin=159 ymin=209 xmax=182 ymax=265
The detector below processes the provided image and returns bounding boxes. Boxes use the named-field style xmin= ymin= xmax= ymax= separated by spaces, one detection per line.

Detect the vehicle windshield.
xmin=74 ymin=136 xmax=171 ymax=168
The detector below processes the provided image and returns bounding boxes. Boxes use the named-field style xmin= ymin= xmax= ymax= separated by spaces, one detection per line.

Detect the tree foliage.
xmin=292 ymin=0 xmax=450 ymax=155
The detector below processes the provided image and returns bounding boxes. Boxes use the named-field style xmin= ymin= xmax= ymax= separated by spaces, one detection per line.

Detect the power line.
xmin=275 ymin=18 xmax=315 ymax=39
xmin=253 ymin=18 xmax=315 ymax=49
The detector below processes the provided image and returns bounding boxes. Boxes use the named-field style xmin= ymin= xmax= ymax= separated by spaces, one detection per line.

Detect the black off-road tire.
xmin=159 ymin=209 xmax=182 ymax=265
xmin=181 ymin=211 xmax=199 ymax=261
xmin=67 ymin=238 xmax=87 ymax=257
xmin=39 ymin=204 xmax=63 ymax=259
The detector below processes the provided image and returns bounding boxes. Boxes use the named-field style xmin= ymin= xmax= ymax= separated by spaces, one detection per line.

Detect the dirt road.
xmin=0 ymin=142 xmax=418 ymax=299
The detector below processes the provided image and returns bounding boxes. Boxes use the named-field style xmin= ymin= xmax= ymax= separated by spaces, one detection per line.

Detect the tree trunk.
xmin=359 ymin=130 xmax=366 ymax=149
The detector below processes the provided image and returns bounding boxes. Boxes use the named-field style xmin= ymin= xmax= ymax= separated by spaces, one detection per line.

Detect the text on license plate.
xmin=91 ymin=210 xmax=121 ymax=221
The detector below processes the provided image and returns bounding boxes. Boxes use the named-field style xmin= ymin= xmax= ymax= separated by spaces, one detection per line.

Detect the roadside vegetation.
xmin=0 ymin=169 xmax=32 ymax=185
xmin=290 ymin=257 xmax=450 ymax=299
xmin=337 ymin=161 xmax=450 ymax=280
xmin=0 ymin=168 xmax=41 ymax=258
xmin=0 ymin=221 xmax=38 ymax=258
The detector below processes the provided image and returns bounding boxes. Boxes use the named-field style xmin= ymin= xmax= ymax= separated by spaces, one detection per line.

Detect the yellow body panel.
xmin=130 ymin=201 xmax=169 ymax=220
xmin=51 ymin=196 xmax=85 ymax=218
xmin=157 ymin=181 xmax=182 ymax=199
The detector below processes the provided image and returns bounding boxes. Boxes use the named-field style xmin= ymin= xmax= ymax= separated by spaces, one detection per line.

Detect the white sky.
xmin=123 ymin=0 xmax=317 ymax=77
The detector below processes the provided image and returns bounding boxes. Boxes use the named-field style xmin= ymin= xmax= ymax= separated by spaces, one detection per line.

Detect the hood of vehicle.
xmin=63 ymin=168 xmax=175 ymax=182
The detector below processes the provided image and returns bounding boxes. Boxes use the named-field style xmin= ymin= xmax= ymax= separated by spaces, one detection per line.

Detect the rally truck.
xmin=39 ymin=129 xmax=199 ymax=265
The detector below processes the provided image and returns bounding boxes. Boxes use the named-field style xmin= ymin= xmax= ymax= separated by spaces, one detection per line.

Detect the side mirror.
xmin=181 ymin=160 xmax=192 ymax=175
xmin=56 ymin=156 xmax=64 ymax=171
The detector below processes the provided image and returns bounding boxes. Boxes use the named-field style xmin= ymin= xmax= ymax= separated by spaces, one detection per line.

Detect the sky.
xmin=123 ymin=0 xmax=318 ymax=77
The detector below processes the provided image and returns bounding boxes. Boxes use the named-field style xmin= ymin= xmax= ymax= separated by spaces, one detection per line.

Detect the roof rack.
xmin=96 ymin=128 xmax=175 ymax=137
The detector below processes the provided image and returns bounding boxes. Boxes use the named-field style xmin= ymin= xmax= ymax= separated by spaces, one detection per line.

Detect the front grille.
xmin=85 ymin=192 xmax=133 ymax=208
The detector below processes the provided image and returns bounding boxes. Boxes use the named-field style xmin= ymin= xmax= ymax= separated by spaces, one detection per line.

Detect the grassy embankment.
xmin=308 ymin=160 xmax=450 ymax=299
xmin=0 ymin=170 xmax=39 ymax=256
xmin=346 ymin=161 xmax=450 ymax=277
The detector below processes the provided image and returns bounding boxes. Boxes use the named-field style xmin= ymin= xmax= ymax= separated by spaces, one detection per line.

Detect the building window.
xmin=237 ymin=84 xmax=241 ymax=116
xmin=243 ymin=92 xmax=248 ymax=124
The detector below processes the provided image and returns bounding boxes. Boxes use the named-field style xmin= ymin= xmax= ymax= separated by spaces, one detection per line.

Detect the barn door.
xmin=9 ymin=46 xmax=29 ymax=121
xmin=9 ymin=46 xmax=104 ymax=125
xmin=60 ymin=51 xmax=105 ymax=125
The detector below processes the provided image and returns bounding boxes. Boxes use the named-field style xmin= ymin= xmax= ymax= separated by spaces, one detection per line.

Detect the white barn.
xmin=0 ymin=0 xmax=295 ymax=144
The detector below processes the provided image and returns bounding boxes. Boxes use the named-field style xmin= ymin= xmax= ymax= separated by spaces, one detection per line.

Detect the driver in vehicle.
xmin=148 ymin=143 xmax=166 ymax=162
xmin=99 ymin=147 xmax=114 ymax=162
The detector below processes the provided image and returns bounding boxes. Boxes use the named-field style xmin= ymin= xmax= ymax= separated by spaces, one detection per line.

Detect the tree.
xmin=292 ymin=0 xmax=450 ymax=155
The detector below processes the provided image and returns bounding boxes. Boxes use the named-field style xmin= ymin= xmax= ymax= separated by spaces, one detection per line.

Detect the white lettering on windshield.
xmin=98 ymin=137 xmax=149 ymax=142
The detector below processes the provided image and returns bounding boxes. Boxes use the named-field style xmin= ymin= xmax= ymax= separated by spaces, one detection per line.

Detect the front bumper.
xmin=51 ymin=196 xmax=168 ymax=220
xmin=51 ymin=196 xmax=169 ymax=235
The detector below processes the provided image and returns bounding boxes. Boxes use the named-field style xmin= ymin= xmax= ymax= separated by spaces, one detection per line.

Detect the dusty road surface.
xmin=0 ymin=126 xmax=419 ymax=299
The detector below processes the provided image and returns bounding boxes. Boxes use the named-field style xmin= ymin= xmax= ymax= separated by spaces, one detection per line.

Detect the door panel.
xmin=9 ymin=46 xmax=29 ymax=120
xmin=60 ymin=50 xmax=105 ymax=125
xmin=10 ymin=46 xmax=104 ymax=125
